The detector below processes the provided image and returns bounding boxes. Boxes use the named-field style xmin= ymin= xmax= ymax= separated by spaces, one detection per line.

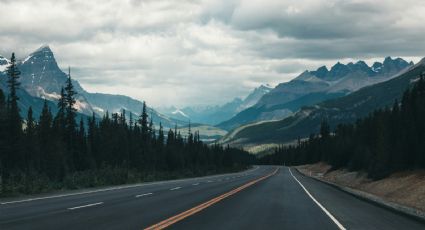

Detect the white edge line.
xmin=67 ymin=202 xmax=103 ymax=210
xmin=170 ymin=187 xmax=182 ymax=191
xmin=1 ymin=165 xmax=260 ymax=205
xmin=289 ymin=168 xmax=346 ymax=230
xmin=135 ymin=193 xmax=153 ymax=198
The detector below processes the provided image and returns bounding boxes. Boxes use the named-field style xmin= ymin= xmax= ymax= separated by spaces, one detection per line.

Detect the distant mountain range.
xmin=0 ymin=45 xmax=185 ymax=128
xmin=220 ymin=58 xmax=424 ymax=147
xmin=158 ymin=84 xmax=272 ymax=125
xmin=217 ymin=57 xmax=412 ymax=131
xmin=2 ymin=45 xmax=418 ymax=146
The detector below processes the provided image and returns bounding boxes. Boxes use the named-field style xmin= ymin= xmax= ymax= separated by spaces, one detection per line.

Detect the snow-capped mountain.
xmin=0 ymin=45 xmax=186 ymax=128
xmin=16 ymin=45 xmax=94 ymax=115
xmin=218 ymin=57 xmax=412 ymax=131
xmin=237 ymin=84 xmax=272 ymax=112
xmin=158 ymin=84 xmax=272 ymax=125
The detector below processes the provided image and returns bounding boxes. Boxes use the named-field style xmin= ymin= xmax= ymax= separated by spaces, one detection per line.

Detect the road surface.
xmin=1 ymin=165 xmax=424 ymax=229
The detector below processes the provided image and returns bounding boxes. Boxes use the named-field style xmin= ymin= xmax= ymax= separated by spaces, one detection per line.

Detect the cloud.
xmin=0 ymin=0 xmax=425 ymax=107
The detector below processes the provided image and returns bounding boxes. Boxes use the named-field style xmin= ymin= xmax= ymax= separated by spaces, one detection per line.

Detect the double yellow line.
xmin=145 ymin=167 xmax=279 ymax=230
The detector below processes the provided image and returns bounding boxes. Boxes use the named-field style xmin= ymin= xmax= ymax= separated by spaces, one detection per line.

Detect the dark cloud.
xmin=0 ymin=0 xmax=424 ymax=107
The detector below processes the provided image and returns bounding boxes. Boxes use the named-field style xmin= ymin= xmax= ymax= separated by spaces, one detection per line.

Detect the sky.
xmin=1 ymin=0 xmax=425 ymax=107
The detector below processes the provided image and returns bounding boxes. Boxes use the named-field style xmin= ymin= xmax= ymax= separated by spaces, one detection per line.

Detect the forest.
xmin=0 ymin=54 xmax=254 ymax=196
xmin=260 ymin=74 xmax=425 ymax=179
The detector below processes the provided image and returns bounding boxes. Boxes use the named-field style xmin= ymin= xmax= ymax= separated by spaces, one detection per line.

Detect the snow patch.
xmin=93 ymin=106 xmax=105 ymax=113
xmin=172 ymin=109 xmax=189 ymax=119
xmin=372 ymin=66 xmax=382 ymax=72
xmin=22 ymin=55 xmax=33 ymax=64
xmin=36 ymin=87 xmax=61 ymax=100
xmin=74 ymin=100 xmax=89 ymax=112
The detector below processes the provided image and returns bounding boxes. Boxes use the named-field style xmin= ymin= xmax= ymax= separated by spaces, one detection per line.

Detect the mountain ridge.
xmin=158 ymin=84 xmax=272 ymax=125
xmin=217 ymin=57 xmax=412 ymax=131
xmin=220 ymin=57 xmax=425 ymax=147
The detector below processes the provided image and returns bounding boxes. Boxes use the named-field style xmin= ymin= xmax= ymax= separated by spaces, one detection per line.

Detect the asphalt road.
xmin=1 ymin=165 xmax=424 ymax=230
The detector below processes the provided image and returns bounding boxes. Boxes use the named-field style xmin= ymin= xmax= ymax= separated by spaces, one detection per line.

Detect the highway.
xmin=1 ymin=165 xmax=424 ymax=229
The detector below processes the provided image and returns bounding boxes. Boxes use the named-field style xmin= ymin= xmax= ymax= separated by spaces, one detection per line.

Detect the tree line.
xmin=0 ymin=53 xmax=254 ymax=195
xmin=260 ymin=74 xmax=425 ymax=179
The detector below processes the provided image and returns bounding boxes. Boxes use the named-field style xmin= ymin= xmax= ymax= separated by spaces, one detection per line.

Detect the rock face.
xmin=217 ymin=57 xmax=412 ymax=131
xmin=19 ymin=45 xmax=85 ymax=96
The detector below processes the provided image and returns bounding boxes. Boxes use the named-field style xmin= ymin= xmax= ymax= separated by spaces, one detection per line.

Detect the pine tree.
xmin=6 ymin=53 xmax=21 ymax=127
xmin=24 ymin=106 xmax=37 ymax=172
xmin=77 ymin=117 xmax=87 ymax=170
xmin=64 ymin=67 xmax=78 ymax=171
xmin=6 ymin=53 xmax=23 ymax=171
xmin=64 ymin=67 xmax=77 ymax=141
xmin=140 ymin=102 xmax=148 ymax=141
xmin=158 ymin=122 xmax=164 ymax=146
xmin=0 ymin=88 xmax=7 ymax=190
xmin=54 ymin=88 xmax=66 ymax=133
xmin=38 ymin=100 xmax=53 ymax=175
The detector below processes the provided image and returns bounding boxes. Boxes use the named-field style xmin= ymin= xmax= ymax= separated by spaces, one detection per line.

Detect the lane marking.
xmin=0 ymin=166 xmax=260 ymax=205
xmin=136 ymin=193 xmax=153 ymax=198
xmin=207 ymin=180 xmax=213 ymax=183
xmin=289 ymin=168 xmax=346 ymax=230
xmin=67 ymin=202 xmax=103 ymax=210
xmin=145 ymin=168 xmax=279 ymax=230
xmin=170 ymin=187 xmax=182 ymax=191
xmin=192 ymin=183 xmax=199 ymax=186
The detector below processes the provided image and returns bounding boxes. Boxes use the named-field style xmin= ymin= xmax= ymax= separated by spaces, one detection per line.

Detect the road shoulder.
xmin=295 ymin=165 xmax=425 ymax=224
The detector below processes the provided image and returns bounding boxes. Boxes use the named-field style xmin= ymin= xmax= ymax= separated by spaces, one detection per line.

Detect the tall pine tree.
xmin=64 ymin=67 xmax=77 ymax=171
xmin=6 ymin=53 xmax=23 ymax=171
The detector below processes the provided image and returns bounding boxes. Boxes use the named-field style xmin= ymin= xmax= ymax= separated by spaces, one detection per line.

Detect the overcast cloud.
xmin=1 ymin=0 xmax=425 ymax=107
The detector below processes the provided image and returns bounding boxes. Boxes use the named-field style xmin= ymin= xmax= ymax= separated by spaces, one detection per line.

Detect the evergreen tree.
xmin=64 ymin=67 xmax=77 ymax=171
xmin=0 ymin=89 xmax=7 ymax=191
xmin=5 ymin=53 xmax=23 ymax=171
xmin=140 ymin=102 xmax=148 ymax=140
xmin=64 ymin=67 xmax=77 ymax=143
xmin=24 ymin=106 xmax=37 ymax=172
xmin=54 ymin=88 xmax=66 ymax=133
xmin=38 ymin=100 xmax=53 ymax=175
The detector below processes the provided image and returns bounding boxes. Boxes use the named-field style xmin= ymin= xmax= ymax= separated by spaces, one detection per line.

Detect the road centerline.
xmin=144 ymin=168 xmax=279 ymax=230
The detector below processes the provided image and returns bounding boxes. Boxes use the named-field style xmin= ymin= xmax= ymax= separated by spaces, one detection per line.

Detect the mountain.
xmin=158 ymin=84 xmax=272 ymax=125
xmin=220 ymin=58 xmax=425 ymax=147
xmin=0 ymin=71 xmax=59 ymax=119
xmin=0 ymin=45 xmax=185 ymax=128
xmin=217 ymin=57 xmax=412 ymax=131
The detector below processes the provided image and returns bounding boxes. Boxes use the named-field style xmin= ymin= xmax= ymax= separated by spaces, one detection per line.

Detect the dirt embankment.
xmin=297 ymin=163 xmax=425 ymax=212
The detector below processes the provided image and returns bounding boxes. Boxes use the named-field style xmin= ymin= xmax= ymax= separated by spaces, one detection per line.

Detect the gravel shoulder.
xmin=297 ymin=163 xmax=425 ymax=217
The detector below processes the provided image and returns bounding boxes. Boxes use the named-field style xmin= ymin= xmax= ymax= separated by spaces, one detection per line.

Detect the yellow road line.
xmin=144 ymin=167 xmax=279 ymax=230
